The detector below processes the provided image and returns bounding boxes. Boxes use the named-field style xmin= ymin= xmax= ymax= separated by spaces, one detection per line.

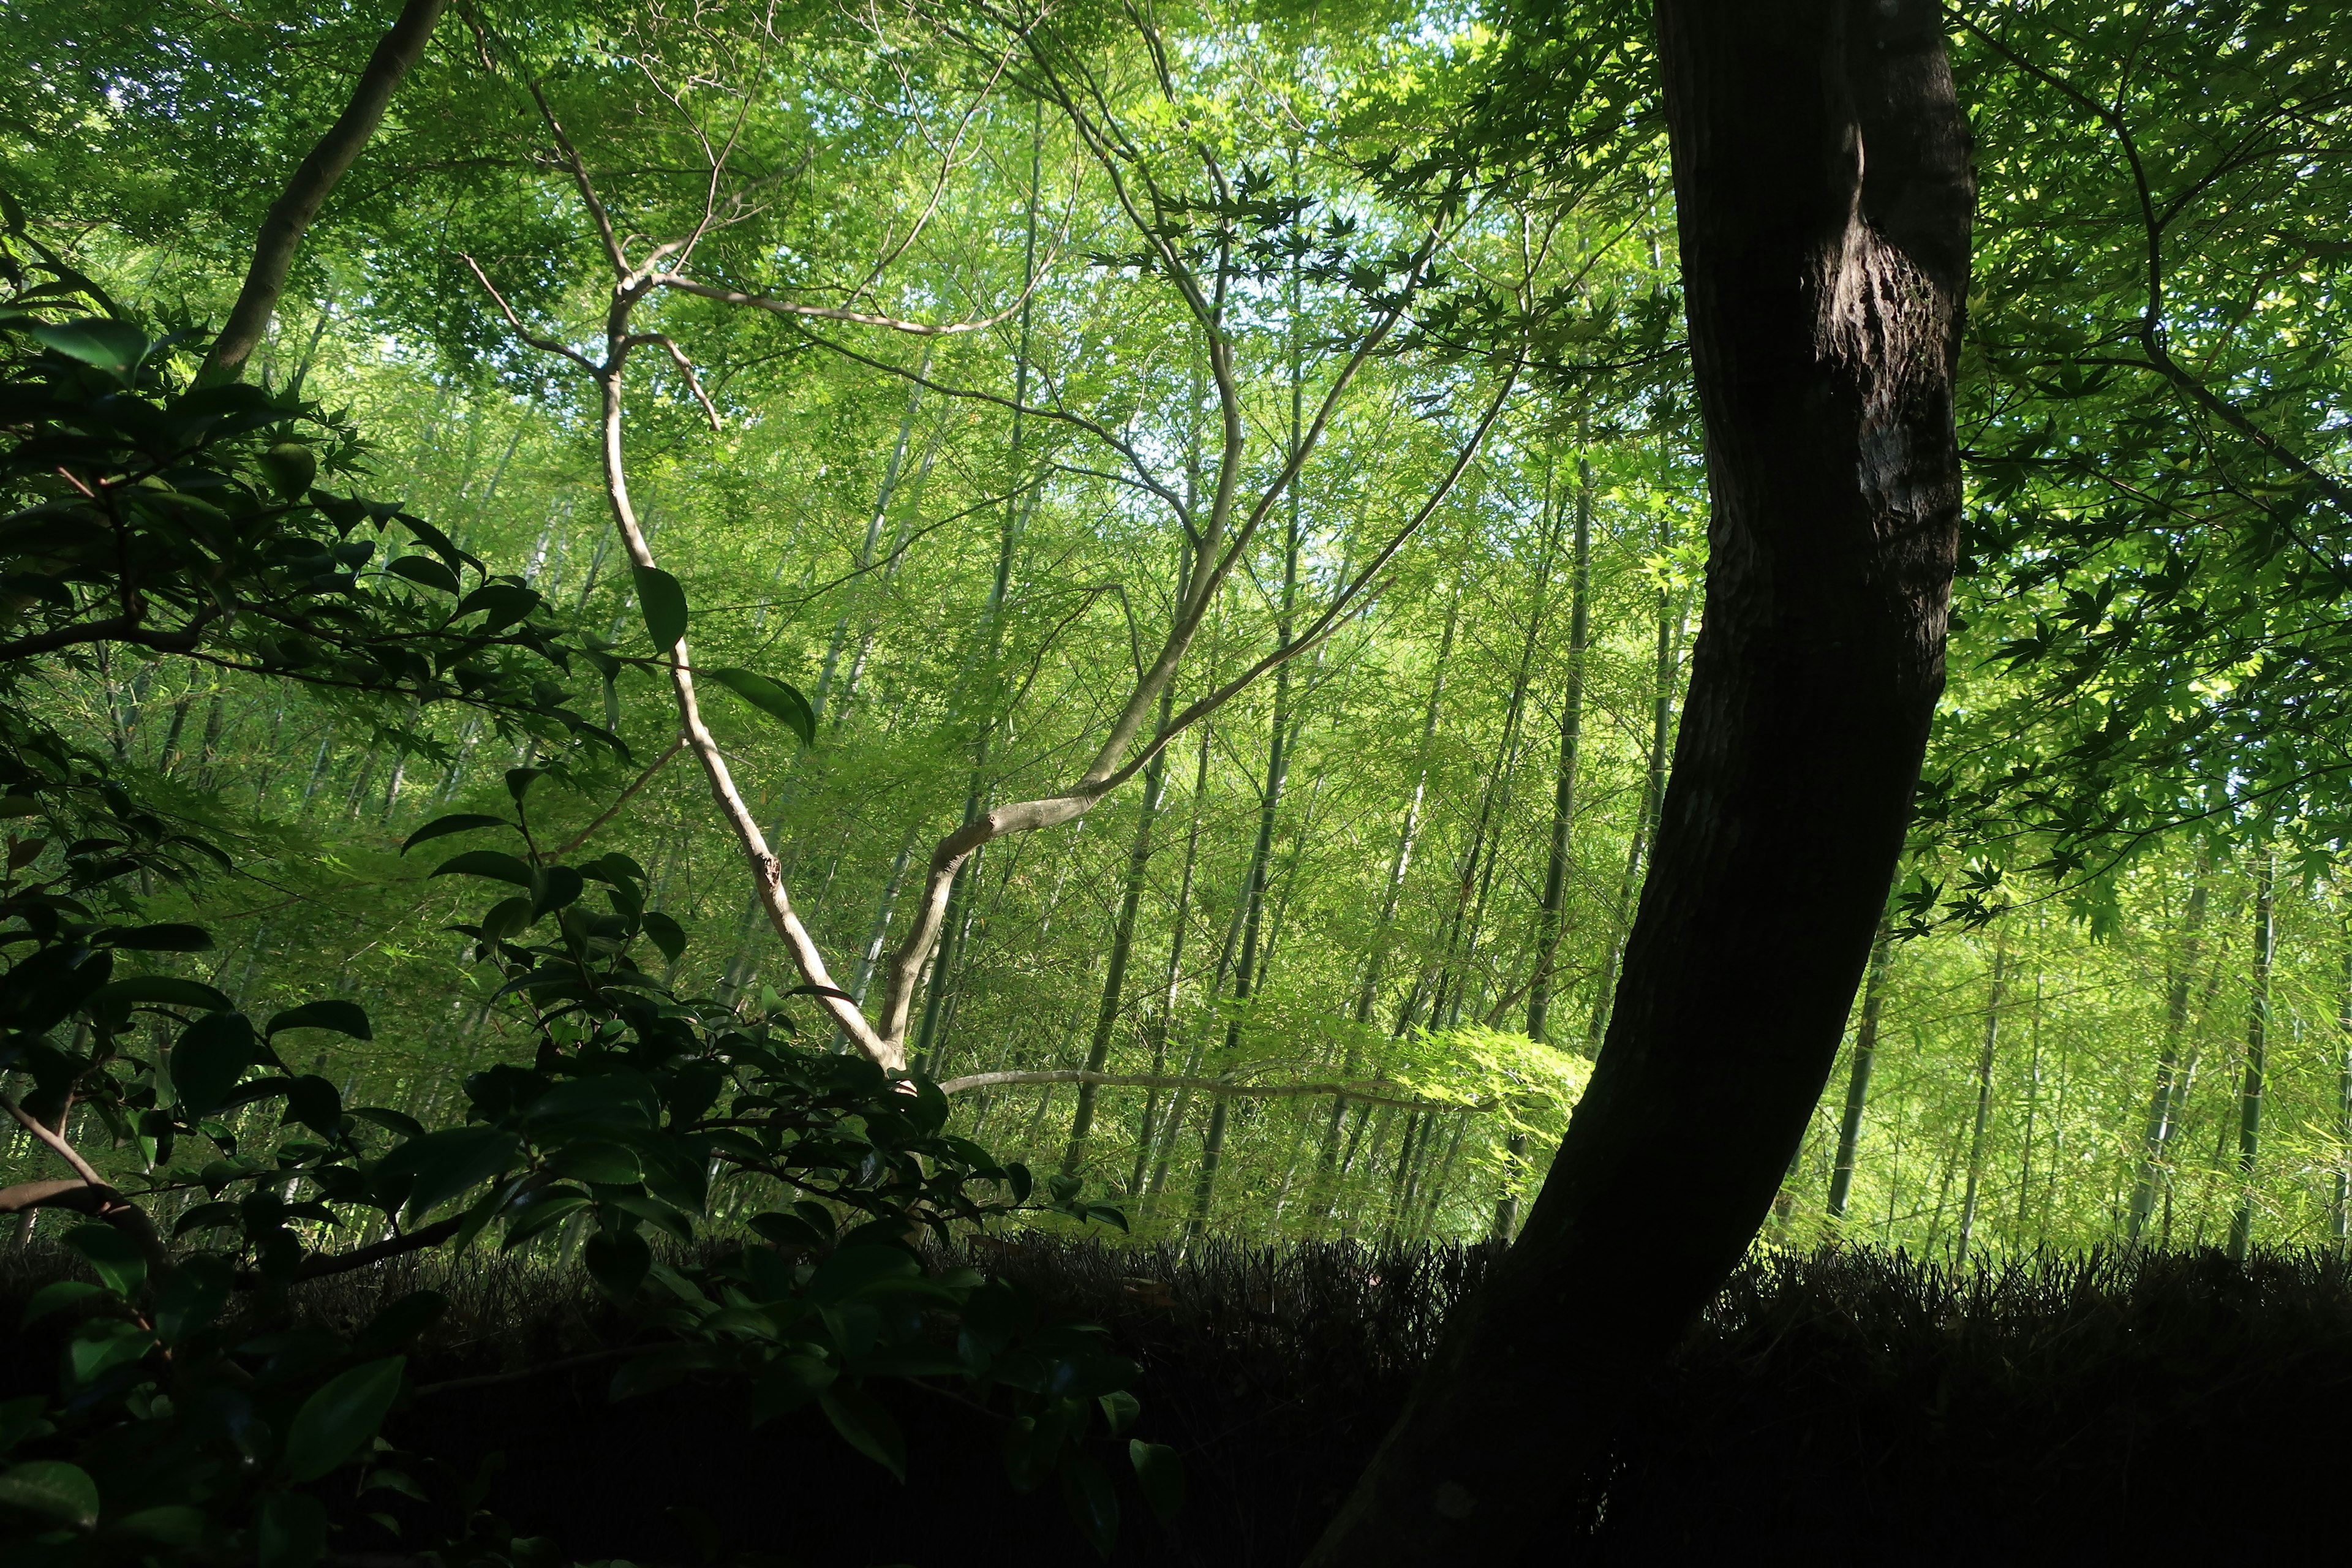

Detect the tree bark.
xmin=202 ymin=0 xmax=448 ymax=382
xmin=1303 ymin=2 xmax=1970 ymax=1558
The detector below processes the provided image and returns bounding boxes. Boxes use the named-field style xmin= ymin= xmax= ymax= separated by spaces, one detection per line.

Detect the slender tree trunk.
xmin=202 ymin=0 xmax=448 ymax=382
xmin=1954 ymin=946 xmax=2008 ymax=1268
xmin=2127 ymin=874 xmax=2209 ymax=1242
xmin=1130 ymin=722 xmax=1213 ymax=1196
xmin=912 ymin=112 xmax=1042 ymax=1074
xmin=1499 ymin=460 xmax=1596 ymax=1241
xmin=2228 ymin=854 xmax=2276 ymax=1263
xmin=1321 ymin=590 xmax=1458 ymax=1226
xmin=1585 ymin=562 xmax=1682 ymax=1054
xmin=1065 ymin=579 xmax=1187 ymax=1173
xmin=1826 ymin=912 xmax=1894 ymax=1221
xmin=1307 ymin=5 xmax=1970 ymax=1556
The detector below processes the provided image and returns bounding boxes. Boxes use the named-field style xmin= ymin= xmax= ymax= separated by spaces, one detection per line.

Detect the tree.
xmin=1305 ymin=0 xmax=1972 ymax=1558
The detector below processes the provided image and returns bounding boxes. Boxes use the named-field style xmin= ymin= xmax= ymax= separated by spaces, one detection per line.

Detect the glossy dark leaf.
xmin=633 ymin=565 xmax=688 ymax=650
xmin=1130 ymin=1441 xmax=1185 ymax=1522
xmin=430 ymin=849 xmax=535 ymax=888
xmin=703 ymin=666 xmax=816 ymax=747
xmin=399 ymin=813 xmax=510 ymax=854
xmin=170 ymin=1009 xmax=257 ymax=1115
xmin=86 ymin=974 xmax=232 ymax=1014
xmin=266 ymin=999 xmax=372 ymax=1041
xmin=281 ymin=1357 xmax=405 ymax=1482
xmin=818 ymin=1385 xmax=906 ymax=1481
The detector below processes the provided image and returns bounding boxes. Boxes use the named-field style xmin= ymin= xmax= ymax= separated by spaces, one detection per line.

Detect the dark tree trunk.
xmin=1303 ymin=2 xmax=1970 ymax=1561
xmin=202 ymin=0 xmax=447 ymax=383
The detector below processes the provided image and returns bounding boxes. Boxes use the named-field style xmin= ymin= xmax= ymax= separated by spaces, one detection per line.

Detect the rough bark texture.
xmin=202 ymin=0 xmax=448 ymax=382
xmin=1303 ymin=2 xmax=1970 ymax=1561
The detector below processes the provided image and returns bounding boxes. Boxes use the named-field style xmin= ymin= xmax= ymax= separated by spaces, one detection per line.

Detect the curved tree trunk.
xmin=1303 ymin=2 xmax=1970 ymax=1561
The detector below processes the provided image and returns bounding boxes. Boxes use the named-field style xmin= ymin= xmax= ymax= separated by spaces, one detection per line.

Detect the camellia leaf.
xmin=701 ymin=667 xmax=816 ymax=748
xmin=266 ymin=1000 xmax=372 ymax=1041
xmin=31 ymin=318 xmax=146 ymax=382
xmin=818 ymin=1386 xmax=907 ymax=1481
xmin=21 ymin=1280 xmax=106 ymax=1327
xmin=0 ymin=1458 xmax=100 ymax=1526
xmin=1129 ymin=1440 xmax=1184 ymax=1522
xmin=170 ymin=1010 xmax=257 ymax=1115
xmin=376 ymin=1126 xmax=521 ymax=1222
xmin=633 ymin=565 xmax=688 ymax=651
xmin=258 ymin=1489 xmax=329 ymax=1568
xmin=399 ymin=813 xmax=510 ymax=855
xmin=281 ymin=1357 xmax=406 ymax=1483
xmin=386 ymin=553 xmax=461 ymax=594
xmin=1059 ymin=1449 xmax=1121 ymax=1559
xmin=429 ymin=850 xmax=535 ymax=888
xmin=62 ymin=1223 xmax=146 ymax=1297
xmin=86 ymin=975 xmax=233 ymax=1014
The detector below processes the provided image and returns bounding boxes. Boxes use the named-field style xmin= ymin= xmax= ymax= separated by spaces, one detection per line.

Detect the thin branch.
xmin=555 ymin=737 xmax=687 ymax=856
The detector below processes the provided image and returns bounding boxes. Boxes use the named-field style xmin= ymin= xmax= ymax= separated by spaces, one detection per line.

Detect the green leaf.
xmin=0 ymin=1396 xmax=54 ymax=1457
xmin=1060 ymin=1449 xmax=1121 ymax=1558
xmin=608 ymin=1344 xmax=734 ymax=1402
xmin=281 ymin=1356 xmax=406 ymax=1482
xmin=633 ymin=565 xmax=688 ymax=652
xmin=702 ymin=668 xmax=816 ymax=748
xmin=430 ymin=850 xmax=536 ymax=888
xmin=1129 ymin=1441 xmax=1184 ymax=1522
xmin=267 ymin=1000 xmax=372 ymax=1041
xmin=377 ymin=1126 xmax=521 ymax=1222
xmin=259 ymin=442 xmax=317 ymax=499
xmin=400 ymin=813 xmax=510 ymax=854
xmin=546 ymin=1140 xmax=642 ymax=1185
xmin=67 ymin=1319 xmax=153 ymax=1385
xmin=116 ymin=1505 xmax=206 ymax=1546
xmin=751 ymin=1354 xmax=837 ymax=1425
xmin=1098 ymin=1389 xmax=1140 ymax=1434
xmin=386 ymin=554 xmax=461 ymax=594
xmin=170 ymin=1010 xmax=257 ymax=1115
xmin=86 ymin=975 xmax=232 ymax=1014
xmin=31 ymin=318 xmax=145 ymax=382
xmin=807 ymin=1245 xmax=921 ymax=1305
xmin=63 ymin=1223 xmax=146 ymax=1297
xmin=641 ymin=910 xmax=687 ymax=963
xmin=818 ymin=1386 xmax=906 ymax=1481
xmin=21 ymin=1280 xmax=105 ymax=1327
xmin=153 ymin=1255 xmax=232 ymax=1345
xmin=284 ymin=1074 xmax=342 ymax=1136
xmin=257 ymin=1490 xmax=329 ymax=1568
xmin=0 ymin=1458 xmax=100 ymax=1526
xmin=584 ymin=1229 xmax=652 ymax=1302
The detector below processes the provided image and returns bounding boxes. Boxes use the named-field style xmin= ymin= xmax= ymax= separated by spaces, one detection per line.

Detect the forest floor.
xmin=6 ymin=1238 xmax=2349 ymax=1565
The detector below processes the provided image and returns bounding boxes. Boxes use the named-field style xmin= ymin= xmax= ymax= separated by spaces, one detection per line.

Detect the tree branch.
xmin=203 ymin=0 xmax=449 ymax=382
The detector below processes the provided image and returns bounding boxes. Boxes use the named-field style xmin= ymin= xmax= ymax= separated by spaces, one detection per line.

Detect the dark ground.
xmin=7 ymin=1238 xmax=2351 ymax=1565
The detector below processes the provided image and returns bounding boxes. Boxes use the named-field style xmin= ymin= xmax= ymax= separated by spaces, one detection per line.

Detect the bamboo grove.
xmin=4 ymin=0 xmax=2349 ymax=1263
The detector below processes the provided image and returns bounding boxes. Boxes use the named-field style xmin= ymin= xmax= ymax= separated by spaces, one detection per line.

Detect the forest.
xmin=0 ymin=0 xmax=2346 ymax=1563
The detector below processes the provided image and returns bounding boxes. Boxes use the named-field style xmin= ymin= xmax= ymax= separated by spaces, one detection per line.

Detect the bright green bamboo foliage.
xmin=2229 ymin=856 xmax=2277 ymax=1262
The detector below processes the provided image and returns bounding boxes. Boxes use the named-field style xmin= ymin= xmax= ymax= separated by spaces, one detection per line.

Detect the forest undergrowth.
xmin=6 ymin=1238 xmax=2343 ymax=1566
